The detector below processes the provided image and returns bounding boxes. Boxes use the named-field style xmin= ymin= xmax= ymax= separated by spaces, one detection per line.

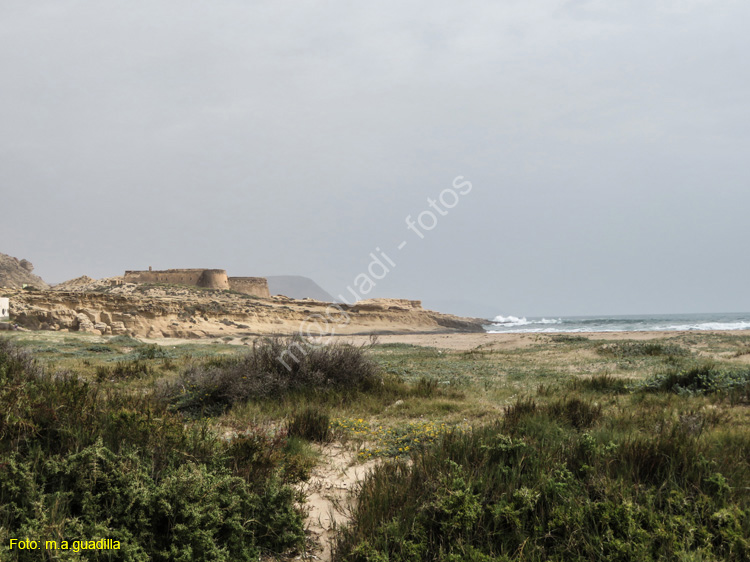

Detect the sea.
xmin=485 ymin=312 xmax=750 ymax=334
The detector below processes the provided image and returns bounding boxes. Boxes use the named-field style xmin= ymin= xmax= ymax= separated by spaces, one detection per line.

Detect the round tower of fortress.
xmin=197 ymin=269 xmax=230 ymax=290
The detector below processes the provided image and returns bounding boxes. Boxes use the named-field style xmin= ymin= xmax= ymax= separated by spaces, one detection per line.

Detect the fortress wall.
xmin=124 ymin=269 xmax=229 ymax=290
xmin=228 ymin=277 xmax=270 ymax=298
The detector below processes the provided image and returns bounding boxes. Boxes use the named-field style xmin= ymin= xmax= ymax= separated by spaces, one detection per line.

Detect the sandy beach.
xmin=334 ymin=330 xmax=750 ymax=351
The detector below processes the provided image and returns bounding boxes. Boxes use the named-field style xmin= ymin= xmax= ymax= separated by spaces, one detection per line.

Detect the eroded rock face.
xmin=75 ymin=312 xmax=96 ymax=333
xmin=6 ymin=286 xmax=486 ymax=339
xmin=0 ymin=252 xmax=50 ymax=289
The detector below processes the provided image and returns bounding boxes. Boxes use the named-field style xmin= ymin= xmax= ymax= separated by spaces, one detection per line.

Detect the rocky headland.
xmin=4 ymin=279 xmax=485 ymax=339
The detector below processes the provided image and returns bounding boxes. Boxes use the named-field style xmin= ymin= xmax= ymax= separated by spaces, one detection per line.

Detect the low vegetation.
xmin=637 ymin=363 xmax=750 ymax=399
xmin=333 ymin=335 xmax=749 ymax=561
xmin=0 ymin=338 xmax=304 ymax=561
xmin=1 ymin=331 xmax=748 ymax=561
xmin=597 ymin=341 xmax=691 ymax=358
xmin=334 ymin=412 xmax=749 ymax=561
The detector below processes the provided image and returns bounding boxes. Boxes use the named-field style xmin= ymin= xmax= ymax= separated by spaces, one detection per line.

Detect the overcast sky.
xmin=1 ymin=0 xmax=748 ymax=318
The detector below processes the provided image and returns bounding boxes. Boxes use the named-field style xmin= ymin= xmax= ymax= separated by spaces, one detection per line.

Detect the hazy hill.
xmin=0 ymin=252 xmax=49 ymax=289
xmin=265 ymin=275 xmax=334 ymax=301
xmin=421 ymin=298 xmax=495 ymax=320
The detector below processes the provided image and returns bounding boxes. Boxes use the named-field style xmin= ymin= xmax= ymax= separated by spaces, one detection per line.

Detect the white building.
xmin=0 ymin=297 xmax=9 ymax=320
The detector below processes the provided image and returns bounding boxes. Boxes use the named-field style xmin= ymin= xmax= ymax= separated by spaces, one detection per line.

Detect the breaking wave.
xmin=491 ymin=315 xmax=562 ymax=327
xmin=485 ymin=313 xmax=750 ymax=334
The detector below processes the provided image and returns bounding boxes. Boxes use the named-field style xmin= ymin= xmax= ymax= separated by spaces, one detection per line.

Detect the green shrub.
xmin=0 ymin=338 xmax=306 ymax=560
xmin=135 ymin=344 xmax=173 ymax=360
xmin=334 ymin=421 xmax=750 ymax=561
xmin=638 ymin=364 xmax=750 ymax=396
xmin=0 ymin=442 xmax=303 ymax=562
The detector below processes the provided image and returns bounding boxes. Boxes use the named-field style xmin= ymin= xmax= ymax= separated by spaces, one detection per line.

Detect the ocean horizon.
xmin=484 ymin=312 xmax=750 ymax=334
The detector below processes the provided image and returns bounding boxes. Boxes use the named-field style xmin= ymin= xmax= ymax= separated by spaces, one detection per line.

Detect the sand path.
xmin=296 ymin=444 xmax=379 ymax=561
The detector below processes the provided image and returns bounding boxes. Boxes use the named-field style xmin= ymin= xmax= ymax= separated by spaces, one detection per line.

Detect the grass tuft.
xmin=287 ymin=407 xmax=332 ymax=443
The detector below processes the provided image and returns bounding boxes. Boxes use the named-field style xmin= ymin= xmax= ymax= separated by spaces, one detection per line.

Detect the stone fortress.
xmin=2 ymin=252 xmax=487 ymax=338
xmin=123 ymin=268 xmax=270 ymax=298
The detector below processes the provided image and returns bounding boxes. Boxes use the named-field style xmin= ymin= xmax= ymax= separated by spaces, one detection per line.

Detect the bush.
xmin=638 ymin=364 xmax=750 ymax=396
xmin=159 ymin=337 xmax=381 ymax=416
xmin=135 ymin=344 xmax=173 ymax=360
xmin=0 ymin=442 xmax=303 ymax=562
xmin=0 ymin=338 xmax=305 ymax=560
